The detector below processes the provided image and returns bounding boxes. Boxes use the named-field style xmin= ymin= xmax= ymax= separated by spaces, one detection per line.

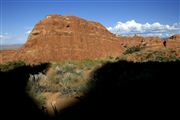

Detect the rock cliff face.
xmin=0 ymin=14 xmax=179 ymax=64
xmin=167 ymin=34 xmax=180 ymax=49
xmin=16 ymin=14 xmax=125 ymax=63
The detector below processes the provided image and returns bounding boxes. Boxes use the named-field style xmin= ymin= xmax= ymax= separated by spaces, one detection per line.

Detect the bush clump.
xmin=123 ymin=45 xmax=142 ymax=55
xmin=0 ymin=61 xmax=26 ymax=72
xmin=124 ymin=48 xmax=180 ymax=62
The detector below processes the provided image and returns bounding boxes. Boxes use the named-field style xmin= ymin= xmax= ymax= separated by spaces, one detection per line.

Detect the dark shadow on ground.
xmin=0 ymin=63 xmax=50 ymax=120
xmin=1 ymin=61 xmax=179 ymax=120
xmin=58 ymin=60 xmax=179 ymax=119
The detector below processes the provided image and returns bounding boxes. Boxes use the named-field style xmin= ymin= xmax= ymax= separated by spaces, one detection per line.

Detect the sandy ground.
xmin=43 ymin=92 xmax=79 ymax=115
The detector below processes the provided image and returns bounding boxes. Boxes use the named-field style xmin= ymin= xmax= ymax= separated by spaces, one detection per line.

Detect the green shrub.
xmin=0 ymin=60 xmax=26 ymax=72
xmin=28 ymin=92 xmax=46 ymax=107
xmin=63 ymin=64 xmax=75 ymax=73
xmin=142 ymin=50 xmax=180 ymax=62
xmin=123 ymin=45 xmax=142 ymax=55
xmin=124 ymin=48 xmax=180 ymax=62
xmin=82 ymin=60 xmax=100 ymax=69
xmin=27 ymin=72 xmax=47 ymax=94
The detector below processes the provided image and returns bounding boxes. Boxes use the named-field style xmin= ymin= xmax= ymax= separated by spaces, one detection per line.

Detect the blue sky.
xmin=0 ymin=0 xmax=180 ymax=45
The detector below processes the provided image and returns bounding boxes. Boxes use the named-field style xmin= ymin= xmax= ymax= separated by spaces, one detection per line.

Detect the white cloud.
xmin=107 ymin=20 xmax=180 ymax=38
xmin=25 ymin=27 xmax=33 ymax=34
xmin=26 ymin=30 xmax=31 ymax=34
xmin=0 ymin=35 xmax=4 ymax=38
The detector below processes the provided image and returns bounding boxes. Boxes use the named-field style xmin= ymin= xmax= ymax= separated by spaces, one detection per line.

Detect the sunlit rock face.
xmin=15 ymin=14 xmax=124 ymax=64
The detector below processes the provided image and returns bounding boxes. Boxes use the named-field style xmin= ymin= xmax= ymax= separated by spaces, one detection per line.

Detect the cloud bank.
xmin=107 ymin=20 xmax=180 ymax=38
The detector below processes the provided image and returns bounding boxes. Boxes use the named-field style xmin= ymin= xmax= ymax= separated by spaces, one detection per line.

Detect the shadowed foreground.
xmin=1 ymin=63 xmax=50 ymax=120
xmin=59 ymin=61 xmax=179 ymax=119
xmin=1 ymin=61 xmax=179 ymax=120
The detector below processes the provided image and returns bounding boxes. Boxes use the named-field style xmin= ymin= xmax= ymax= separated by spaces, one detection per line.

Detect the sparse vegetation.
xmin=122 ymin=48 xmax=180 ymax=62
xmin=26 ymin=60 xmax=103 ymax=104
xmin=123 ymin=45 xmax=142 ymax=55
xmin=0 ymin=60 xmax=26 ymax=72
xmin=3 ymin=48 xmax=178 ymax=109
xmin=1 ymin=48 xmax=180 ymax=115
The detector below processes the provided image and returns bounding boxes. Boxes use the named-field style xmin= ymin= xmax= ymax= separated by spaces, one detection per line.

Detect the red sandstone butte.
xmin=2 ymin=14 xmax=125 ymax=64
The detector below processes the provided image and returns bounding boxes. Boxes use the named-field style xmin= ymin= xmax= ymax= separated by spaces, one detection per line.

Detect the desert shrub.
xmin=60 ymin=85 xmax=88 ymax=96
xmin=26 ymin=72 xmax=48 ymax=107
xmin=55 ymin=67 xmax=85 ymax=95
xmin=27 ymin=60 xmax=103 ymax=100
xmin=82 ymin=60 xmax=99 ymax=69
xmin=36 ymin=94 xmax=46 ymax=106
xmin=0 ymin=60 xmax=26 ymax=72
xmin=108 ymin=56 xmax=114 ymax=60
xmin=124 ymin=48 xmax=180 ymax=62
xmin=63 ymin=63 xmax=75 ymax=73
xmin=80 ymin=60 xmax=104 ymax=71
xmin=45 ymin=61 xmax=100 ymax=96
xmin=123 ymin=45 xmax=142 ymax=55
xmin=51 ymin=76 xmax=60 ymax=85
xmin=29 ymin=92 xmax=46 ymax=107
xmin=142 ymin=50 xmax=180 ymax=62
xmin=27 ymin=72 xmax=47 ymax=94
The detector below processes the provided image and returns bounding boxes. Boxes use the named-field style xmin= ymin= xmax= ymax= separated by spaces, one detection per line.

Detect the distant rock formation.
xmin=0 ymin=14 xmax=179 ymax=64
xmin=169 ymin=34 xmax=180 ymax=40
xmin=166 ymin=34 xmax=180 ymax=56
